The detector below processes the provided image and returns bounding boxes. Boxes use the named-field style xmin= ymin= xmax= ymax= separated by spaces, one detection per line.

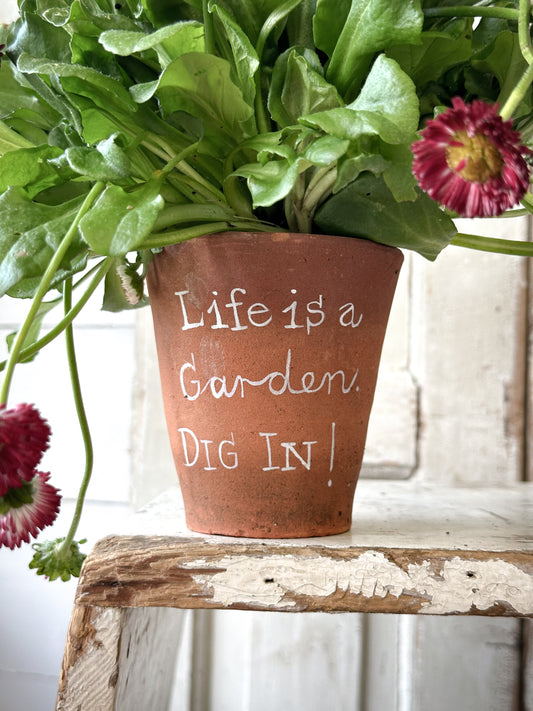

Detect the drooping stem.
xmin=452 ymin=232 xmax=533 ymax=256
xmin=0 ymin=182 xmax=105 ymax=406
xmin=56 ymin=278 xmax=93 ymax=559
xmin=517 ymin=0 xmax=533 ymax=65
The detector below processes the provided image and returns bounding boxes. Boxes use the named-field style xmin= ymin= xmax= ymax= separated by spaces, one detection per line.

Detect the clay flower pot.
xmin=147 ymin=232 xmax=403 ymax=537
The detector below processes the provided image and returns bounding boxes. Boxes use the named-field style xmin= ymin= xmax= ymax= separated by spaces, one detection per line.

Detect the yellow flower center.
xmin=446 ymin=131 xmax=503 ymax=183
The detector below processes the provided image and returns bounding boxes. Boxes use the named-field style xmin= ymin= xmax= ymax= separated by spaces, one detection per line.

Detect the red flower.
xmin=0 ymin=404 xmax=51 ymax=495
xmin=412 ymin=98 xmax=531 ymax=218
xmin=0 ymin=472 xmax=61 ymax=549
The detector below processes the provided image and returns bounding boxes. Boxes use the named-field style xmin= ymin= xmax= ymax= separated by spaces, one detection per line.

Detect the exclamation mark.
xmin=329 ymin=421 xmax=336 ymax=472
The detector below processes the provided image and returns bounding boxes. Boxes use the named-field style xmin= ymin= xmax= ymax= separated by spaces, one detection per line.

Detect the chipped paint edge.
xmin=182 ymin=551 xmax=533 ymax=615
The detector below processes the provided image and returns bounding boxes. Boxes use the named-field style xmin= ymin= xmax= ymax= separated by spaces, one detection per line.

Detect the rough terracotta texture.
xmin=147 ymin=232 xmax=403 ymax=537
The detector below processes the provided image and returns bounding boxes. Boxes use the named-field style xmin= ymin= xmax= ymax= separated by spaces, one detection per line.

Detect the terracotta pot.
xmin=147 ymin=232 xmax=403 ymax=537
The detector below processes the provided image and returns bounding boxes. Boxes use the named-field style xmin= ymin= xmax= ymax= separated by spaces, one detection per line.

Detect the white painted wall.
xmin=0 ymin=289 xmax=135 ymax=710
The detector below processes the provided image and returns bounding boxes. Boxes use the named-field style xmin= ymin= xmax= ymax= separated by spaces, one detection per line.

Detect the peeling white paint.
xmin=57 ymin=608 xmax=122 ymax=710
xmin=183 ymin=552 xmax=533 ymax=615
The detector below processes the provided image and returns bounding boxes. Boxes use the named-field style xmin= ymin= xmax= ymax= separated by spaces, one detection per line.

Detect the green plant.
xmin=1 ymin=0 xmax=533 ymax=577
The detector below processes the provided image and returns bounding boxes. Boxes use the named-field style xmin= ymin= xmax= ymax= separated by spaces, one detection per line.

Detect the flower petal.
xmin=0 ymin=404 xmax=51 ymax=495
xmin=412 ymin=99 xmax=531 ymax=217
xmin=0 ymin=472 xmax=61 ymax=549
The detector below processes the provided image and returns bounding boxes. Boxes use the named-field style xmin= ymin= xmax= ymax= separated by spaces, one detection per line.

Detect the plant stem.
xmin=56 ymin=278 xmax=93 ymax=560
xmin=158 ymin=141 xmax=200 ymax=177
xmin=175 ymin=161 xmax=226 ymax=202
xmin=500 ymin=0 xmax=533 ymax=119
xmin=153 ymin=203 xmax=233 ymax=230
xmin=0 ymin=182 xmax=105 ymax=407
xmin=423 ymin=6 xmax=519 ymax=21
xmin=142 ymin=218 xmax=275 ymax=249
xmin=202 ymin=0 xmax=216 ymax=55
xmin=452 ymin=232 xmax=533 ymax=256
xmin=140 ymin=221 xmax=232 ymax=248
xmin=500 ymin=60 xmax=533 ymax=120
xmin=518 ymin=0 xmax=533 ymax=64
xmin=521 ymin=190 xmax=533 ymax=213
xmin=301 ymin=166 xmax=337 ymax=216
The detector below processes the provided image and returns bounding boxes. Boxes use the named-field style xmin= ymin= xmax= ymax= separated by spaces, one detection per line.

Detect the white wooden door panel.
xmin=409 ymin=216 xmax=530 ymax=711
xmin=359 ymin=615 xmax=408 ymax=711
xmin=202 ymin=611 xmax=363 ymax=711
xmin=525 ymin=620 xmax=533 ymax=711
xmin=412 ymin=216 xmax=529 ymax=485
xmin=363 ymin=254 xmax=418 ymax=478
xmin=412 ymin=617 xmax=522 ymax=711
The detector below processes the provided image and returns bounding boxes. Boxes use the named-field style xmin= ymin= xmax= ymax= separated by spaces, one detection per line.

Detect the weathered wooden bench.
xmin=55 ymin=480 xmax=533 ymax=710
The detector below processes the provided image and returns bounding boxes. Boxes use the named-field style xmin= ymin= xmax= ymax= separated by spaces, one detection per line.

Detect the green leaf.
xmin=285 ymin=0 xmax=317 ymax=49
xmin=8 ymin=11 xmax=71 ymax=64
xmin=99 ymin=21 xmax=205 ymax=67
xmin=11 ymin=70 xmax=84 ymax=137
xmin=335 ymin=140 xmax=418 ymax=202
xmin=235 ymin=129 xmax=349 ymax=208
xmin=268 ymin=48 xmax=342 ymax=128
xmin=145 ymin=53 xmax=255 ymax=150
xmin=234 ymin=156 xmax=310 ymax=207
xmin=335 ymin=152 xmax=389 ymax=190
xmin=301 ymin=55 xmax=419 ymax=144
xmin=301 ymin=135 xmax=349 ymax=165
xmin=387 ymin=23 xmax=473 ymax=88
xmin=0 ymin=120 xmax=35 ymax=153
xmin=315 ymin=173 xmax=456 ymax=260
xmin=61 ymin=134 xmax=132 ymax=181
xmin=379 ymin=143 xmax=418 ymax=202
xmin=17 ymin=52 xmax=138 ymax=115
xmin=314 ymin=0 xmax=423 ymax=98
xmin=0 ymin=144 xmax=65 ymax=197
xmin=348 ymin=54 xmax=419 ymax=136
xmin=0 ymin=60 xmax=60 ymax=129
xmin=141 ymin=0 xmax=203 ymax=28
xmin=472 ymin=31 xmax=530 ymax=116
xmin=0 ymin=187 xmax=88 ymax=298
xmin=205 ymin=0 xmax=291 ymax=46
xmin=208 ymin=2 xmax=260 ymax=109
xmin=78 ymin=181 xmax=164 ymax=255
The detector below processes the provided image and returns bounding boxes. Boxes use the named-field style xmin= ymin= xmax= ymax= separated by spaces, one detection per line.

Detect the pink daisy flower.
xmin=0 ymin=471 xmax=61 ymax=549
xmin=412 ymin=98 xmax=531 ymax=218
xmin=0 ymin=403 xmax=51 ymax=495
